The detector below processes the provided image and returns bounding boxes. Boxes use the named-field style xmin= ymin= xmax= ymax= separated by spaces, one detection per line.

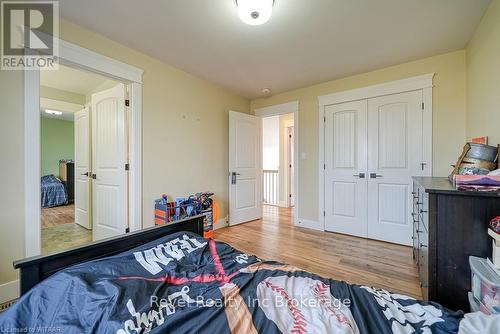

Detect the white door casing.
xmin=74 ymin=107 xmax=91 ymax=230
xmin=23 ymin=35 xmax=143 ymax=262
xmin=229 ymin=111 xmax=262 ymax=226
xmin=367 ymin=91 xmax=423 ymax=245
xmin=324 ymin=100 xmax=368 ymax=237
xmin=91 ymin=84 xmax=128 ymax=240
xmin=288 ymin=126 xmax=295 ymax=207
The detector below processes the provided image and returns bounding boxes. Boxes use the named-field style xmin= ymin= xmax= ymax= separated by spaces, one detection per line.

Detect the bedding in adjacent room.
xmin=40 ymin=174 xmax=68 ymax=208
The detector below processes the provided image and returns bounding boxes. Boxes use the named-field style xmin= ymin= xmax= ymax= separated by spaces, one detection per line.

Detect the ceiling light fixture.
xmin=44 ymin=109 xmax=63 ymax=116
xmin=262 ymin=88 xmax=272 ymax=95
xmin=236 ymin=0 xmax=274 ymax=26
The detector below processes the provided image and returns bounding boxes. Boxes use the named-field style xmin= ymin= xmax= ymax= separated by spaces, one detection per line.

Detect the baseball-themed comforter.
xmin=0 ymin=232 xmax=464 ymax=333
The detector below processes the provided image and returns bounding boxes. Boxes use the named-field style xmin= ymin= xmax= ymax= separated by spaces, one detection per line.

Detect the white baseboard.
xmin=214 ymin=216 xmax=228 ymax=230
xmin=295 ymin=218 xmax=324 ymax=231
xmin=278 ymin=201 xmax=288 ymax=208
xmin=0 ymin=280 xmax=19 ymax=304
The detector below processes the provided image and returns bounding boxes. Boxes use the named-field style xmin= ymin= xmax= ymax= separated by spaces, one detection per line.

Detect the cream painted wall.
xmin=278 ymin=113 xmax=294 ymax=205
xmin=466 ymin=0 xmax=500 ymax=146
xmin=0 ymin=20 xmax=249 ymax=294
xmin=251 ymin=50 xmax=467 ymax=221
xmin=0 ymin=71 xmax=25 ymax=285
xmin=58 ymin=20 xmax=250 ymax=229
xmin=262 ymin=116 xmax=279 ymax=170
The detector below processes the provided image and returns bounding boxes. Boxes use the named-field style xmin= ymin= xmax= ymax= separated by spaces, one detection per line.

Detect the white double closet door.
xmin=324 ymin=90 xmax=423 ymax=245
xmin=74 ymin=83 xmax=129 ymax=241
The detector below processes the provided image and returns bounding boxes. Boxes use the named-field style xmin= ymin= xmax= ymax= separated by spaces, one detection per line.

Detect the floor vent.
xmin=0 ymin=299 xmax=17 ymax=313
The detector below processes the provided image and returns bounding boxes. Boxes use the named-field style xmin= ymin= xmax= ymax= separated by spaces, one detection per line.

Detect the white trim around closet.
xmin=317 ymin=74 xmax=434 ymax=230
xmin=318 ymin=73 xmax=434 ymax=107
xmin=24 ymin=38 xmax=144 ymax=258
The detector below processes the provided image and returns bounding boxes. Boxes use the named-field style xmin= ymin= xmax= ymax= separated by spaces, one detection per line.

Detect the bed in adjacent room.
xmin=40 ymin=175 xmax=68 ymax=208
xmin=0 ymin=216 xmax=494 ymax=333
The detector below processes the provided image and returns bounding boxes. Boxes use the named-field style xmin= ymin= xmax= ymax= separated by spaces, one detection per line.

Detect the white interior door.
xmin=367 ymin=91 xmax=423 ymax=245
xmin=229 ymin=111 xmax=262 ymax=226
xmin=324 ymin=100 xmax=368 ymax=237
xmin=74 ymin=107 xmax=91 ymax=230
xmin=91 ymin=84 xmax=128 ymax=240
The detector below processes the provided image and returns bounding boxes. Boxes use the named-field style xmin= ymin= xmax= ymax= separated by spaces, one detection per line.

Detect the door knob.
xmin=370 ymin=173 xmax=383 ymax=178
xmin=353 ymin=173 xmax=365 ymax=178
xmin=81 ymin=172 xmax=89 ymax=177
xmin=231 ymin=172 xmax=240 ymax=184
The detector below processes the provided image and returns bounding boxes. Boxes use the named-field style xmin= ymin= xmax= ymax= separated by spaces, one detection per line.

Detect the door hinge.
xmin=323 ymin=211 xmax=326 ymax=217
xmin=289 ymin=164 xmax=292 ymax=168
xmin=289 ymin=134 xmax=292 ymax=138
xmin=125 ymin=163 xmax=130 ymax=171
xmin=421 ymin=102 xmax=424 ymax=110
xmin=324 ymin=163 xmax=326 ymax=170
xmin=324 ymin=116 xmax=326 ymax=122
xmin=125 ymin=99 xmax=130 ymax=107
xmin=125 ymin=227 xmax=130 ymax=233
xmin=289 ymin=194 xmax=292 ymax=198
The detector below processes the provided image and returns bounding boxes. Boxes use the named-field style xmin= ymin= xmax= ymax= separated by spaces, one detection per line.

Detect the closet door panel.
xmin=367 ymin=90 xmax=423 ymax=245
xmin=324 ymin=100 xmax=368 ymax=237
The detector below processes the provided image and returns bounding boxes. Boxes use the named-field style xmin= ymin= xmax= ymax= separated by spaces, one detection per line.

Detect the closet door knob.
xmin=370 ymin=173 xmax=383 ymax=178
xmin=353 ymin=173 xmax=365 ymax=178
xmin=81 ymin=172 xmax=89 ymax=177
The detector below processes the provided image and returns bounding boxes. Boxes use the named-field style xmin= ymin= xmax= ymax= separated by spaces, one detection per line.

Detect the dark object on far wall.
xmin=59 ymin=161 xmax=74 ymax=204
xmin=412 ymin=177 xmax=500 ymax=312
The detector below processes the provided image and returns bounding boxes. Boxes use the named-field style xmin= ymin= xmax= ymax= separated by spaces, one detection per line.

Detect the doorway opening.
xmin=40 ymin=64 xmax=126 ymax=255
xmin=262 ymin=113 xmax=294 ymax=209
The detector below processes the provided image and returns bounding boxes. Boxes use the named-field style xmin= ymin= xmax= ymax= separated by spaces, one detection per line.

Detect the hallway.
xmin=215 ymin=205 xmax=421 ymax=298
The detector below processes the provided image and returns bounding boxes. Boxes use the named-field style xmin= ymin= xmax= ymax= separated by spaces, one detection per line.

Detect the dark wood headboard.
xmin=13 ymin=215 xmax=205 ymax=295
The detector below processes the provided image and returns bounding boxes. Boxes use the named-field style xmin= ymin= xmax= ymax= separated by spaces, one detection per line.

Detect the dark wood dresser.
xmin=59 ymin=161 xmax=75 ymax=204
xmin=412 ymin=177 xmax=500 ymax=312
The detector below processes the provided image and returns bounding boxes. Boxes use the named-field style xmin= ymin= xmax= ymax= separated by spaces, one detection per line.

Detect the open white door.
xmin=229 ymin=111 xmax=262 ymax=226
xmin=324 ymin=100 xmax=368 ymax=238
xmin=74 ymin=107 xmax=91 ymax=230
xmin=91 ymin=84 xmax=128 ymax=240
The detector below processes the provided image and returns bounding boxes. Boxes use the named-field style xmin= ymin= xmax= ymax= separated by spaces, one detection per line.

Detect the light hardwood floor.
xmin=41 ymin=204 xmax=92 ymax=255
xmin=215 ymin=205 xmax=422 ymax=299
xmin=41 ymin=204 xmax=75 ymax=228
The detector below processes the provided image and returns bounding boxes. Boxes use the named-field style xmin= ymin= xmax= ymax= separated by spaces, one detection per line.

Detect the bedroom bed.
xmin=0 ymin=215 xmax=493 ymax=333
xmin=41 ymin=175 xmax=68 ymax=208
